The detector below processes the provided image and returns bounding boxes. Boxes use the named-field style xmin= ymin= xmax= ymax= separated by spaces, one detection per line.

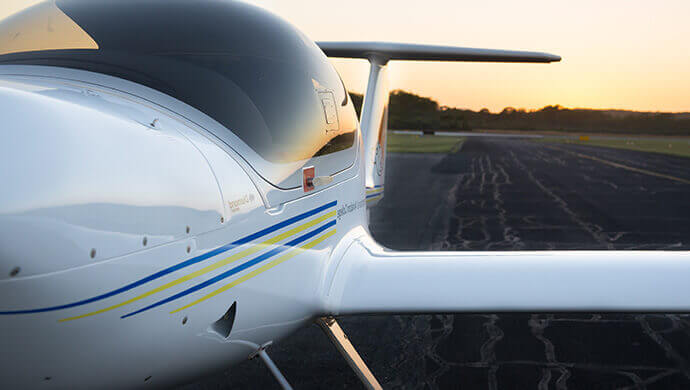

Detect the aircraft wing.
xmin=316 ymin=42 xmax=690 ymax=316
xmin=324 ymin=233 xmax=690 ymax=314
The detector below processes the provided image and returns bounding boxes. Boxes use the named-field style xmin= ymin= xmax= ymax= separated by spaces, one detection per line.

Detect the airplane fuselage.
xmin=0 ymin=65 xmax=367 ymax=388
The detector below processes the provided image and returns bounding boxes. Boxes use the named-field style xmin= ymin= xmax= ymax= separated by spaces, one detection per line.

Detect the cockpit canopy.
xmin=0 ymin=0 xmax=359 ymax=189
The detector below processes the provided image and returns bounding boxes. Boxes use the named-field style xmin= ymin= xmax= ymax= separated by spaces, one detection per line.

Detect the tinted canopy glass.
xmin=0 ymin=0 xmax=358 ymax=165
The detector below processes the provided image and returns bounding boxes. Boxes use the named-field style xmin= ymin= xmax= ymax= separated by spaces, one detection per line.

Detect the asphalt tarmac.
xmin=183 ymin=137 xmax=690 ymax=389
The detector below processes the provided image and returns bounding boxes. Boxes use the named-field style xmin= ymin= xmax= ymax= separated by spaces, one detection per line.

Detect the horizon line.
xmin=347 ymin=90 xmax=690 ymax=115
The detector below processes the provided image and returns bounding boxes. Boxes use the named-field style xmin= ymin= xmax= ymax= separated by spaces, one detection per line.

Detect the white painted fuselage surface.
xmin=0 ymin=66 xmax=365 ymax=388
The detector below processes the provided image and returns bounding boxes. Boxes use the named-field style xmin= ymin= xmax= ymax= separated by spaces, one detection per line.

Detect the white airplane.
xmin=0 ymin=1 xmax=688 ymax=389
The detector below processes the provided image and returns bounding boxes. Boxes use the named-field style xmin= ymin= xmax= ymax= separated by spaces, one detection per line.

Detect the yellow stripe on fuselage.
xmin=366 ymin=194 xmax=383 ymax=203
xmin=170 ymin=228 xmax=337 ymax=314
xmin=59 ymin=211 xmax=336 ymax=322
xmin=366 ymin=187 xmax=384 ymax=195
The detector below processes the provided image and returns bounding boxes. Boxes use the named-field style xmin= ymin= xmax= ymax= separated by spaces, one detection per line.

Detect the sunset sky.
xmin=2 ymin=0 xmax=689 ymax=112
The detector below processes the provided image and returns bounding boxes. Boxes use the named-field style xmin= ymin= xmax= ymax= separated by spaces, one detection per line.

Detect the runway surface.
xmin=183 ymin=137 xmax=690 ymax=389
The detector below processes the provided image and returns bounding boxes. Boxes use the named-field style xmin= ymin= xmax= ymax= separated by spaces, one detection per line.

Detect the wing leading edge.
xmin=324 ymin=232 xmax=690 ymax=315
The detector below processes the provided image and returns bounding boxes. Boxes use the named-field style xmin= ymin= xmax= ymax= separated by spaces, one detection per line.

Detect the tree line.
xmin=349 ymin=90 xmax=690 ymax=136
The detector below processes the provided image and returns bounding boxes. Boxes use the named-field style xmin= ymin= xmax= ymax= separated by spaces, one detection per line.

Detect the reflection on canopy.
xmin=0 ymin=1 xmax=97 ymax=56
xmin=0 ymin=0 xmax=358 ymax=177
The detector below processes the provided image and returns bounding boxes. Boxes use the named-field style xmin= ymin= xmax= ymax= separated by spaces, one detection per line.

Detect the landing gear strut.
xmin=315 ymin=317 xmax=383 ymax=390
xmin=250 ymin=341 xmax=293 ymax=390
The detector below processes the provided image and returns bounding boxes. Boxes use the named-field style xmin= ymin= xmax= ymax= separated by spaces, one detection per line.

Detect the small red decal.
xmin=303 ymin=167 xmax=315 ymax=192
